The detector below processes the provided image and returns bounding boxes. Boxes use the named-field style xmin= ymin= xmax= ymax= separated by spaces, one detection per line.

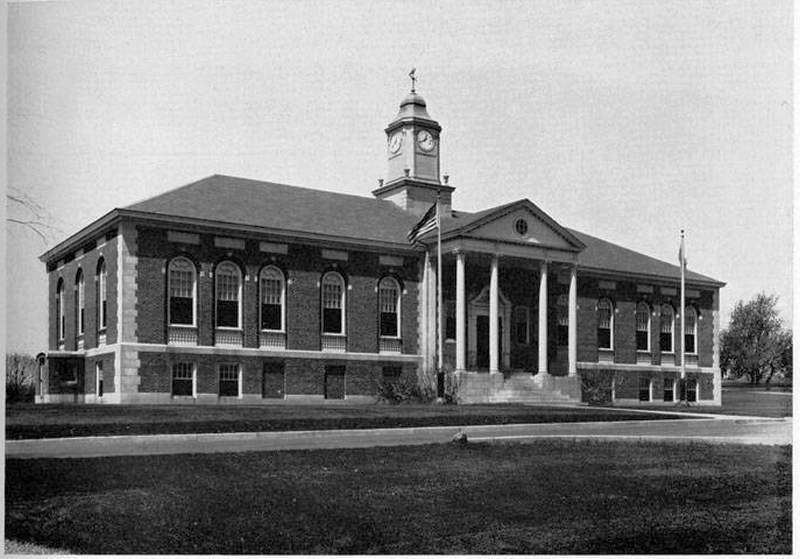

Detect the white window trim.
xmin=95 ymin=362 xmax=103 ymax=398
xmin=639 ymin=377 xmax=652 ymax=402
xmin=378 ymin=277 xmax=402 ymax=339
xmin=597 ymin=298 xmax=614 ymax=351
xmin=661 ymin=305 xmax=675 ymax=354
xmin=260 ymin=265 xmax=286 ymax=333
xmin=216 ymin=261 xmax=243 ymax=330
xmin=171 ymin=362 xmax=197 ymax=398
xmin=664 ymin=377 xmax=676 ymax=401
xmin=57 ymin=279 xmax=65 ymax=342
xmin=76 ymin=269 xmax=85 ymax=335
xmin=685 ymin=307 xmax=698 ymax=355
xmin=168 ymin=257 xmax=197 ymax=327
xmin=219 ymin=364 xmax=243 ymax=399
xmin=321 ymin=271 xmax=346 ymax=335
xmin=97 ymin=260 xmax=107 ymax=331
xmin=635 ymin=302 xmax=650 ymax=353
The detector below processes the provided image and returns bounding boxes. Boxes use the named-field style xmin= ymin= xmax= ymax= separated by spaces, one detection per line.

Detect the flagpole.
xmin=680 ymin=230 xmax=686 ymax=396
xmin=436 ymin=191 xmax=443 ymax=376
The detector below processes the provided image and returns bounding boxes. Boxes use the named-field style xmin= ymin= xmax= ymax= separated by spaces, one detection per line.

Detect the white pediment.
xmin=463 ymin=206 xmax=574 ymax=249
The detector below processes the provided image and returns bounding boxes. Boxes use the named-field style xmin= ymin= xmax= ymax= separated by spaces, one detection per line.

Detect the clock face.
xmin=417 ymin=130 xmax=435 ymax=152
xmin=388 ymin=132 xmax=403 ymax=154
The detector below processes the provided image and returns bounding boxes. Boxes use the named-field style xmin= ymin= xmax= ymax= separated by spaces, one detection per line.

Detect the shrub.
xmin=580 ymin=370 xmax=615 ymax=406
xmin=375 ymin=374 xmax=433 ymax=404
xmin=6 ymin=353 xmax=36 ymax=404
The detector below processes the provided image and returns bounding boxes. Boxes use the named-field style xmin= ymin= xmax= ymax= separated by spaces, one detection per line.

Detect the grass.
xmin=5 ymin=440 xmax=790 ymax=554
xmin=617 ymin=387 xmax=792 ymax=418
xmin=5 ymin=403 xmax=685 ymax=440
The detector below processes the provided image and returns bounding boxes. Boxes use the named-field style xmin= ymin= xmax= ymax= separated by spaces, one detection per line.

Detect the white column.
xmin=489 ymin=255 xmax=499 ymax=373
xmin=538 ymin=261 xmax=548 ymax=374
xmin=455 ymin=251 xmax=466 ymax=372
xmin=568 ymin=263 xmax=578 ymax=376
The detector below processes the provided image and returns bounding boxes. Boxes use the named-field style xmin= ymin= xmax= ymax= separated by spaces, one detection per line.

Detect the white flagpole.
xmin=436 ymin=191 xmax=443 ymax=375
xmin=680 ymin=230 xmax=686 ymax=385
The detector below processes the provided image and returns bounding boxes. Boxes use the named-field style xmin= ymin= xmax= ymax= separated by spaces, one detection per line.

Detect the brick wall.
xmin=133 ymin=225 xmax=421 ymax=355
xmin=135 ymin=349 xmax=415 ymax=399
xmin=46 ymin=230 xmax=119 ymax=351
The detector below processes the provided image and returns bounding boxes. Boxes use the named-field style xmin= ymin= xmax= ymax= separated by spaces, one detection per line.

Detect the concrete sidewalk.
xmin=6 ymin=416 xmax=791 ymax=459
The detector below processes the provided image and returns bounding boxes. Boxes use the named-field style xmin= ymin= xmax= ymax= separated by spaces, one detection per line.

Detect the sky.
xmin=5 ymin=0 xmax=793 ymax=356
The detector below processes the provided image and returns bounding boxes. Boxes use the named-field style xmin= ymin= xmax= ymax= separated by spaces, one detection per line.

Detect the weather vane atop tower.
xmin=409 ymin=67 xmax=417 ymax=93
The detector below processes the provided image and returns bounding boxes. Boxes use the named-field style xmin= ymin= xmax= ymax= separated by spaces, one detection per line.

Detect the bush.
xmin=6 ymin=353 xmax=36 ymax=404
xmin=375 ymin=375 xmax=433 ymax=404
xmin=580 ymin=370 xmax=615 ymax=406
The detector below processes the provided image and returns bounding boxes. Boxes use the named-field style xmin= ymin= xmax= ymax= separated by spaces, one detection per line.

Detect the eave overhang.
xmin=40 ymin=209 xmax=423 ymax=265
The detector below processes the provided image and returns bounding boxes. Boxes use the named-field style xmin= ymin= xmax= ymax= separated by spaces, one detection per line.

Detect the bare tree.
xmin=7 ymin=188 xmax=60 ymax=243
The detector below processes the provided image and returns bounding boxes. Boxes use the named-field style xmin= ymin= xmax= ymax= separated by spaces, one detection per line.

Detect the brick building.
xmin=36 ymin=88 xmax=724 ymax=405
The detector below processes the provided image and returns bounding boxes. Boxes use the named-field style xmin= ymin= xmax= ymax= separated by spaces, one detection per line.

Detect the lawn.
xmin=617 ymin=387 xmax=793 ymax=418
xmin=5 ymin=441 xmax=790 ymax=554
xmin=5 ymin=403 xmax=685 ymax=440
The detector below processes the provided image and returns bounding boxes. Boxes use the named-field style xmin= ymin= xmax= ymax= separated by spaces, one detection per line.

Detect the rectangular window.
xmin=261 ymin=276 xmax=282 ymax=330
xmin=597 ymin=304 xmax=612 ymax=350
xmin=663 ymin=378 xmax=675 ymax=402
xmin=322 ymin=282 xmax=343 ymax=334
xmin=379 ymin=286 xmax=399 ymax=337
xmin=96 ymin=362 xmax=103 ymax=398
xmin=99 ymin=271 xmax=107 ymax=329
xmin=684 ymin=333 xmax=695 ymax=354
xmin=169 ymin=268 xmax=194 ymax=325
xmin=639 ymin=377 xmax=651 ymax=402
xmin=660 ymin=331 xmax=672 ymax=353
xmin=172 ymin=362 xmax=194 ymax=397
xmin=218 ymin=364 xmax=240 ymax=397
xmin=514 ymin=306 xmax=530 ymax=345
xmin=636 ymin=311 xmax=649 ymax=351
xmin=217 ymin=273 xmax=240 ymax=328
xmin=380 ymin=311 xmax=398 ymax=337
xmin=56 ymin=294 xmax=63 ymax=341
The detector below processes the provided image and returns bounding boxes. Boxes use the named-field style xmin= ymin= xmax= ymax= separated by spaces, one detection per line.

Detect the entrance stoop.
xmin=454 ymin=371 xmax=581 ymax=404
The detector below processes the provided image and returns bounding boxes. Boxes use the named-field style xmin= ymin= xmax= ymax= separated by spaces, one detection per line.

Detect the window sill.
xmin=216 ymin=327 xmax=243 ymax=331
xmin=261 ymin=329 xmax=286 ymax=334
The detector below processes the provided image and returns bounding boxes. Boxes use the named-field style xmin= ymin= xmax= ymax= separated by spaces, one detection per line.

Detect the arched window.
xmin=96 ymin=259 xmax=107 ymax=331
xmin=56 ymin=278 xmax=65 ymax=342
xmin=76 ymin=269 xmax=85 ymax=336
xmin=557 ymin=294 xmax=569 ymax=345
xmin=216 ymin=261 xmax=242 ymax=329
xmin=321 ymin=272 xmax=345 ymax=334
xmin=660 ymin=304 xmax=674 ymax=353
xmin=260 ymin=266 xmax=285 ymax=331
xmin=684 ymin=307 xmax=697 ymax=354
xmin=635 ymin=302 xmax=650 ymax=352
xmin=597 ymin=298 xmax=613 ymax=350
xmin=378 ymin=277 xmax=401 ymax=337
xmin=168 ymin=257 xmax=196 ymax=326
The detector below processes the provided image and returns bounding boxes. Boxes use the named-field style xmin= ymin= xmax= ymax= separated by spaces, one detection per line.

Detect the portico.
xmin=418 ymin=200 xmax=586 ymax=395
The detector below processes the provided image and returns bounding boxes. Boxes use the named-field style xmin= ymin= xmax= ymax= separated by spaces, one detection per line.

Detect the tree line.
xmin=720 ymin=293 xmax=792 ymax=385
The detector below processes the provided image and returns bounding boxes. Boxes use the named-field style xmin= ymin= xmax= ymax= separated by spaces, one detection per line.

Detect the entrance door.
xmin=476 ymin=316 xmax=489 ymax=369
xmin=262 ymin=362 xmax=285 ymax=399
xmin=476 ymin=316 xmax=502 ymax=371
xmin=324 ymin=365 xmax=345 ymax=399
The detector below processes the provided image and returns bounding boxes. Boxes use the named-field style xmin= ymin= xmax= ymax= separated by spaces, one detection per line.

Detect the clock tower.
xmin=373 ymin=86 xmax=454 ymax=216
